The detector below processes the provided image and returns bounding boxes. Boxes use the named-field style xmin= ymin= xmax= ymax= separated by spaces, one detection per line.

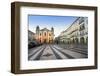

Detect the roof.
xmin=40 ymin=28 xmax=50 ymax=31
xmin=28 ymin=30 xmax=35 ymax=35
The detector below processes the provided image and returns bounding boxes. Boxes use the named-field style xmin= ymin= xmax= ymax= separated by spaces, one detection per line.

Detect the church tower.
xmin=36 ymin=26 xmax=40 ymax=42
xmin=36 ymin=26 xmax=39 ymax=34
xmin=51 ymin=27 xmax=54 ymax=34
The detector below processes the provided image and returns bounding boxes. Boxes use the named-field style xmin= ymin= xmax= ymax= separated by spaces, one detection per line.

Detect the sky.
xmin=28 ymin=15 xmax=78 ymax=37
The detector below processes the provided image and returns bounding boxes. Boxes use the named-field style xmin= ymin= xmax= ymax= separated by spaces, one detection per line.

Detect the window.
xmin=86 ymin=19 xmax=88 ymax=24
xmin=79 ymin=18 xmax=84 ymax=24
xmin=79 ymin=24 xmax=85 ymax=31
xmin=39 ymin=33 xmax=41 ymax=36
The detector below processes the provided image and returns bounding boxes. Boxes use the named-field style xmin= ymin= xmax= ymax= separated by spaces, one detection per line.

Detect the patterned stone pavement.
xmin=28 ymin=44 xmax=88 ymax=61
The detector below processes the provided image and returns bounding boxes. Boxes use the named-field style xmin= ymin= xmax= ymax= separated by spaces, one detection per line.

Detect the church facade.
xmin=35 ymin=26 xmax=54 ymax=44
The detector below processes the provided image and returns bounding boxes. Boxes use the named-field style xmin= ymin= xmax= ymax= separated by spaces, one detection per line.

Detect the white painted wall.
xmin=0 ymin=0 xmax=99 ymax=76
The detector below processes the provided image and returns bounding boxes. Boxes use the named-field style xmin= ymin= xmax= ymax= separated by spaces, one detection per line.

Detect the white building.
xmin=28 ymin=30 xmax=35 ymax=44
xmin=58 ymin=17 xmax=88 ymax=45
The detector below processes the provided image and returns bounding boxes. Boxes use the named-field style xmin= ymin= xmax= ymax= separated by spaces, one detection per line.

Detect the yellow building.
xmin=36 ymin=26 xmax=54 ymax=44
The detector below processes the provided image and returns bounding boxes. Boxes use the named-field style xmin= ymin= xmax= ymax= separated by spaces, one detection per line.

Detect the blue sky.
xmin=28 ymin=15 xmax=78 ymax=37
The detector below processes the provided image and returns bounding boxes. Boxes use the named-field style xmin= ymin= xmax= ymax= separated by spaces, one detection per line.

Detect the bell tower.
xmin=36 ymin=26 xmax=39 ymax=34
xmin=51 ymin=27 xmax=54 ymax=33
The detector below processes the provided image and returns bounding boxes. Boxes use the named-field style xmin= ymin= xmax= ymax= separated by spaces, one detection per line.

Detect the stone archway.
xmin=86 ymin=37 xmax=88 ymax=45
xmin=80 ymin=37 xmax=84 ymax=44
xmin=75 ymin=38 xmax=78 ymax=44
xmin=72 ymin=39 xmax=75 ymax=44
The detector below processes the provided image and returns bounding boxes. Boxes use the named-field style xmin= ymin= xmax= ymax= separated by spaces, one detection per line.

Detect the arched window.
xmin=40 ymin=33 xmax=41 ymax=36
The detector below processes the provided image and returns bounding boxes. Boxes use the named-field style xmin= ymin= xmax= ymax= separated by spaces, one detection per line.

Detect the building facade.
xmin=58 ymin=17 xmax=88 ymax=45
xmin=35 ymin=26 xmax=54 ymax=44
xmin=28 ymin=30 xmax=36 ymax=44
xmin=78 ymin=17 xmax=88 ymax=44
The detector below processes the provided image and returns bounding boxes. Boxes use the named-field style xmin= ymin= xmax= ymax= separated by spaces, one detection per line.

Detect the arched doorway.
xmin=80 ymin=37 xmax=84 ymax=44
xmin=75 ymin=38 xmax=78 ymax=44
xmin=86 ymin=37 xmax=88 ymax=45
xmin=44 ymin=39 xmax=46 ymax=43
xmin=72 ymin=39 xmax=75 ymax=44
